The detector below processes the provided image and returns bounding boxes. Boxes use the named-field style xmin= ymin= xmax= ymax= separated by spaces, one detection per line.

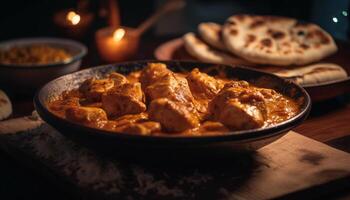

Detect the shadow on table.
xmin=327 ymin=135 xmax=350 ymax=153
xmin=310 ymin=95 xmax=349 ymax=117
xmin=101 ymin=150 xmax=260 ymax=200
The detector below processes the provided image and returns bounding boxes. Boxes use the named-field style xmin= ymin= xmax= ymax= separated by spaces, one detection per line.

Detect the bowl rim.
xmin=0 ymin=37 xmax=87 ymax=68
xmin=34 ymin=60 xmax=312 ymax=143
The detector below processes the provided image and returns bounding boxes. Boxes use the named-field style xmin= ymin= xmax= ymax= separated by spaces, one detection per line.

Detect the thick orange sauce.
xmin=48 ymin=65 xmax=300 ymax=136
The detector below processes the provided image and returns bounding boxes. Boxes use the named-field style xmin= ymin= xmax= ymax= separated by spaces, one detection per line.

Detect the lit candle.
xmin=95 ymin=27 xmax=139 ymax=63
xmin=53 ymin=9 xmax=93 ymax=38
xmin=66 ymin=11 xmax=81 ymax=25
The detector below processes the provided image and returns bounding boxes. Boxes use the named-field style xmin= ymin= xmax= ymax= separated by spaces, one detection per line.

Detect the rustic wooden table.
xmin=1 ymin=36 xmax=350 ymax=199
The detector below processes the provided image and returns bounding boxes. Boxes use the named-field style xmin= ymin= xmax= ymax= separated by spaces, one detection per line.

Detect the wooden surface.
xmin=295 ymin=97 xmax=350 ymax=143
xmin=1 ymin=117 xmax=350 ymax=200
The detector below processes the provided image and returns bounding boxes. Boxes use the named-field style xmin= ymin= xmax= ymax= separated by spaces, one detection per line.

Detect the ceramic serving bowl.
xmin=34 ymin=60 xmax=311 ymax=155
xmin=0 ymin=37 xmax=87 ymax=94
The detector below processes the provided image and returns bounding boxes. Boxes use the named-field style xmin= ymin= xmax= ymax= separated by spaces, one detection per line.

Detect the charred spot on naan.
xmin=298 ymin=30 xmax=306 ymax=36
xmin=260 ymin=38 xmax=273 ymax=48
xmin=226 ymin=19 xmax=236 ymax=26
xmin=244 ymin=34 xmax=256 ymax=47
xmin=282 ymin=42 xmax=291 ymax=47
xmin=295 ymin=49 xmax=303 ymax=54
xmin=300 ymin=43 xmax=310 ymax=50
xmin=314 ymin=30 xmax=331 ymax=44
xmin=305 ymin=31 xmax=314 ymax=39
xmin=250 ymin=20 xmax=265 ymax=29
xmin=283 ymin=50 xmax=291 ymax=55
xmin=229 ymin=28 xmax=238 ymax=36
xmin=267 ymin=29 xmax=286 ymax=40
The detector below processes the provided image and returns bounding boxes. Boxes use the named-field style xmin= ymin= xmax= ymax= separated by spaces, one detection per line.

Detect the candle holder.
xmin=53 ymin=9 xmax=94 ymax=38
xmin=95 ymin=26 xmax=140 ymax=63
xmin=95 ymin=0 xmax=184 ymax=63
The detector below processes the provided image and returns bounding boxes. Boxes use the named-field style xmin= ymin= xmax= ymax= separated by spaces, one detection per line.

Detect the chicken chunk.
xmin=118 ymin=121 xmax=161 ymax=135
xmin=212 ymin=99 xmax=264 ymax=130
xmin=79 ymin=78 xmax=115 ymax=101
xmin=108 ymin=72 xmax=128 ymax=86
xmin=140 ymin=63 xmax=172 ymax=88
xmin=200 ymin=121 xmax=229 ymax=132
xmin=49 ymin=97 xmax=79 ymax=110
xmin=140 ymin=121 xmax=162 ymax=132
xmin=103 ymin=113 xmax=160 ymax=135
xmin=214 ymin=82 xmax=266 ymax=107
xmin=48 ymin=97 xmax=80 ymax=117
xmin=126 ymin=71 xmax=142 ymax=83
xmin=102 ymin=82 xmax=146 ymax=118
xmin=65 ymin=106 xmax=107 ymax=128
xmin=186 ymin=68 xmax=225 ymax=118
xmin=148 ymin=98 xmax=199 ymax=132
xmin=145 ymin=73 xmax=196 ymax=108
xmin=141 ymin=64 xmax=201 ymax=132
xmin=186 ymin=68 xmax=224 ymax=100
xmin=112 ymin=113 xmax=148 ymax=127
xmin=209 ymin=82 xmax=266 ymax=130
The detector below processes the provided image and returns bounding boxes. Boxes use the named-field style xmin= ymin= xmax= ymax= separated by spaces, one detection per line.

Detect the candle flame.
xmin=66 ymin=11 xmax=81 ymax=25
xmin=113 ymin=28 xmax=126 ymax=42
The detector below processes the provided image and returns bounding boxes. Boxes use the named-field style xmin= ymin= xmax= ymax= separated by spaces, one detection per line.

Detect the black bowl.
xmin=34 ymin=60 xmax=311 ymax=154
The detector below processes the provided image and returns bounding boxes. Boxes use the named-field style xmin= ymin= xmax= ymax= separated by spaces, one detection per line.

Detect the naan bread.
xmin=274 ymin=63 xmax=347 ymax=86
xmin=183 ymin=32 xmax=252 ymax=66
xmin=198 ymin=22 xmax=226 ymax=51
xmin=222 ymin=14 xmax=338 ymax=66
xmin=0 ymin=90 xmax=12 ymax=120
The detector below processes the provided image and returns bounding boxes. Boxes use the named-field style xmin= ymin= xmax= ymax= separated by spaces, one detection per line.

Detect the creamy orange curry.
xmin=48 ymin=63 xmax=300 ymax=136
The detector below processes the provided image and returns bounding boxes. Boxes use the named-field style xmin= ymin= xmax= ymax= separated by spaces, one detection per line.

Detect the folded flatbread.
xmin=274 ymin=63 xmax=347 ymax=86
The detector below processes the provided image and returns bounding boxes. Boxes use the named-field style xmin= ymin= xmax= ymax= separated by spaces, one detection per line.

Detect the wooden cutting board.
xmin=0 ymin=116 xmax=350 ymax=200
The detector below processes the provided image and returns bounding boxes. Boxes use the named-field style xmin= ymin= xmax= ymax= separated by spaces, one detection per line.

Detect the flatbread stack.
xmin=222 ymin=15 xmax=337 ymax=66
xmin=182 ymin=14 xmax=347 ymax=86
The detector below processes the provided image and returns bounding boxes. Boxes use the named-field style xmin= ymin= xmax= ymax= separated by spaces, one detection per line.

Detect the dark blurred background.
xmin=0 ymin=0 xmax=348 ymax=40
xmin=0 ymin=0 xmax=348 ymax=67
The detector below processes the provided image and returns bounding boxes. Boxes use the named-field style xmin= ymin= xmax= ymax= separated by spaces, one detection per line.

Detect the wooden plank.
xmin=295 ymin=101 xmax=350 ymax=142
xmin=0 ymin=117 xmax=350 ymax=200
